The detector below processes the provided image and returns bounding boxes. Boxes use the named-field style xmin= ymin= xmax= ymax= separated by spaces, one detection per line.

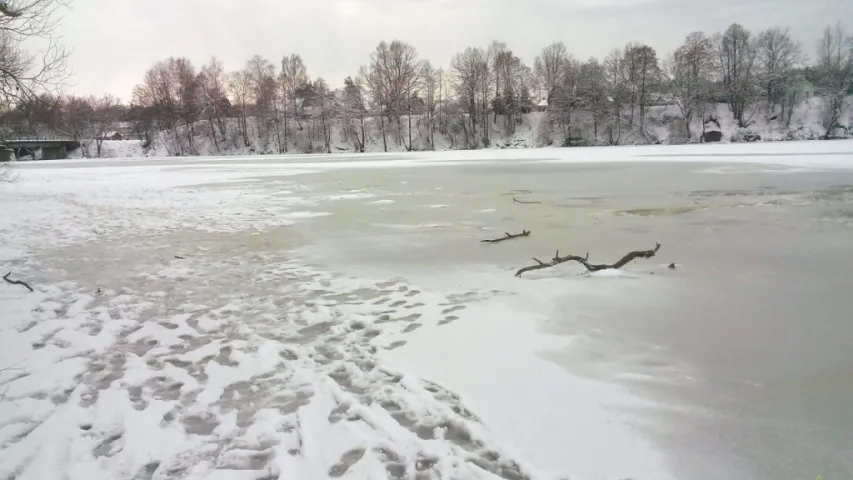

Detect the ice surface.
xmin=2 ymin=141 xmax=853 ymax=480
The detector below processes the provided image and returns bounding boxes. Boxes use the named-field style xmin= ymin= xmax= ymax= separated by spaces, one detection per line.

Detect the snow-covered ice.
xmin=3 ymin=141 xmax=853 ymax=480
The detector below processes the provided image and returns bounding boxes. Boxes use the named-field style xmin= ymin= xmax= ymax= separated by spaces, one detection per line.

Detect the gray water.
xmin=20 ymin=156 xmax=853 ymax=480
xmin=276 ymin=161 xmax=853 ymax=480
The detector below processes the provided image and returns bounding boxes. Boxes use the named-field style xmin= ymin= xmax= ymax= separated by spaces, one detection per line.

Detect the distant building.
xmin=536 ymin=98 xmax=549 ymax=112
xmin=702 ymin=116 xmax=723 ymax=143
xmin=101 ymin=131 xmax=123 ymax=141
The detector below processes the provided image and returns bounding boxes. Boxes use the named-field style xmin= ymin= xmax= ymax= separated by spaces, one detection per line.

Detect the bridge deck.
xmin=4 ymin=139 xmax=79 ymax=148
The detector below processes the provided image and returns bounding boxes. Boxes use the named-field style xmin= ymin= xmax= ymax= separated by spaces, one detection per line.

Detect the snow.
xmin=2 ymin=141 xmax=852 ymax=480
xmin=55 ymin=97 xmax=851 ymax=160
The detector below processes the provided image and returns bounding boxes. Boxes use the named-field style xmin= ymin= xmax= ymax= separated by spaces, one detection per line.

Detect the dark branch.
xmin=575 ymin=243 xmax=661 ymax=271
xmin=512 ymin=197 xmax=542 ymax=204
xmin=3 ymin=271 xmax=33 ymax=292
xmin=481 ymin=230 xmax=531 ymax=244
xmin=515 ymin=243 xmax=661 ymax=277
xmin=515 ymin=250 xmax=589 ymax=277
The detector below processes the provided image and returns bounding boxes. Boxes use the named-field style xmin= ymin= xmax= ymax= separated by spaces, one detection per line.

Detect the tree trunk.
xmin=380 ymin=114 xmax=387 ymax=152
xmin=407 ymin=109 xmax=413 ymax=151
xmin=685 ymin=115 xmax=692 ymax=142
xmin=639 ymin=74 xmax=646 ymax=130
xmin=283 ymin=102 xmax=289 ymax=153
xmin=359 ymin=114 xmax=366 ymax=152
xmin=208 ymin=113 xmax=219 ymax=152
xmin=322 ymin=114 xmax=330 ymax=153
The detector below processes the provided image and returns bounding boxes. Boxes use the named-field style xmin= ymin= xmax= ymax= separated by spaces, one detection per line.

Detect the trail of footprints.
xmin=5 ymin=262 xmax=528 ymax=480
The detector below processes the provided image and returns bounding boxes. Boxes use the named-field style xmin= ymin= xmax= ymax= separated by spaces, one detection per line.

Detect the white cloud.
xmin=52 ymin=0 xmax=852 ymax=100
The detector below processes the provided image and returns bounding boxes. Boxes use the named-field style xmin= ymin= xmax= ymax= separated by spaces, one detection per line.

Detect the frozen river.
xmin=2 ymin=142 xmax=852 ymax=480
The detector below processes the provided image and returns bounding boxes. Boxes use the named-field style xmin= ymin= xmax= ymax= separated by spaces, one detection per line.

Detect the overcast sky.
xmin=53 ymin=0 xmax=851 ymax=101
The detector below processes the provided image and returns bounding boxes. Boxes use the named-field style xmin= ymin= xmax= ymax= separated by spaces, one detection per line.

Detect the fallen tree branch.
xmin=515 ymin=251 xmax=589 ymax=277
xmin=513 ymin=197 xmax=542 ymax=204
xmin=3 ymin=271 xmax=33 ymax=292
xmin=481 ymin=230 xmax=531 ymax=244
xmin=515 ymin=243 xmax=661 ymax=277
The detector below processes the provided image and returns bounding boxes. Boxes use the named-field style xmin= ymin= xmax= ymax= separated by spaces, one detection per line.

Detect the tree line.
xmin=3 ymin=21 xmax=852 ymax=156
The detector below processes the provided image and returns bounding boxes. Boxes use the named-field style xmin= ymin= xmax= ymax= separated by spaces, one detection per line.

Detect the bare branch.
xmin=4 ymin=271 xmax=33 ymax=292
xmin=515 ymin=243 xmax=661 ymax=277
xmin=0 ymin=0 xmax=70 ymax=107
xmin=481 ymin=230 xmax=530 ymax=244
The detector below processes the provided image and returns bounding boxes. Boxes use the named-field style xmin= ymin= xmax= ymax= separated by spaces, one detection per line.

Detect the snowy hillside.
xmin=70 ymin=96 xmax=852 ymax=160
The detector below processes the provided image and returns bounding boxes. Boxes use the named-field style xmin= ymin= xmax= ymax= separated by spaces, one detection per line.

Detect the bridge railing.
xmin=2 ymin=136 xmax=77 ymax=142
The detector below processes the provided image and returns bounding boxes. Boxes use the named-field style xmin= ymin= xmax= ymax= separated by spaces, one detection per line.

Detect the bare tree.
xmin=61 ymin=95 xmax=93 ymax=156
xmin=280 ymin=54 xmax=308 ymax=130
xmin=360 ymin=41 xmax=422 ymax=150
xmin=756 ymin=27 xmax=803 ymax=113
xmin=173 ymin=58 xmax=200 ymax=153
xmin=0 ymin=91 xmax=63 ymax=136
xmin=577 ymin=58 xmax=608 ymax=142
xmin=341 ymin=76 xmax=366 ymax=151
xmin=420 ymin=61 xmax=438 ymax=149
xmin=0 ymin=0 xmax=69 ymax=109
xmin=450 ymin=46 xmax=489 ymax=147
xmin=90 ymin=94 xmax=121 ymax=157
xmin=358 ymin=61 xmax=388 ymax=152
xmin=779 ymin=70 xmax=806 ymax=127
xmin=310 ymin=77 xmax=334 ymax=153
xmin=510 ymin=61 xmax=533 ymax=123
xmin=490 ymin=45 xmax=527 ymax=135
xmin=228 ymin=70 xmax=251 ymax=148
xmin=714 ymin=23 xmax=760 ymax=128
xmin=668 ymin=32 xmax=714 ymax=140
xmin=603 ymin=48 xmax=629 ymax=144
xmin=813 ymin=23 xmax=853 ymax=138
xmin=367 ymin=40 xmax=421 ymax=149
xmin=549 ymin=55 xmax=581 ymax=144
xmin=624 ymin=43 xmax=660 ymax=131
xmin=136 ymin=60 xmax=183 ymax=154
xmin=197 ymin=57 xmax=229 ymax=151
xmin=245 ymin=55 xmax=278 ymax=147
xmin=534 ymin=42 xmax=569 ymax=100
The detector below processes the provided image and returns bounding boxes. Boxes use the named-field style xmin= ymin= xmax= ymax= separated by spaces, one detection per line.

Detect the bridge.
xmin=1 ymin=138 xmax=81 ymax=160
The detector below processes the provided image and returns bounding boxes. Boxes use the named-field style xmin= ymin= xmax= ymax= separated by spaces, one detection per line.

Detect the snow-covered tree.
xmin=756 ymin=27 xmax=803 ymax=112
xmin=813 ymin=23 xmax=853 ymax=137
xmin=90 ymin=94 xmax=122 ymax=157
xmin=713 ymin=23 xmax=760 ymax=127
xmin=668 ymin=32 xmax=714 ymax=140
xmin=577 ymin=58 xmax=609 ymax=142
xmin=340 ymin=76 xmax=366 ymax=152
xmin=603 ymin=48 xmax=629 ymax=144
xmin=624 ymin=43 xmax=660 ymax=130
xmin=534 ymin=42 xmax=569 ymax=101
xmin=227 ymin=70 xmax=251 ymax=148
xmin=197 ymin=58 xmax=230 ymax=152
xmin=450 ymin=46 xmax=490 ymax=147
xmin=280 ymin=54 xmax=309 ymax=130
